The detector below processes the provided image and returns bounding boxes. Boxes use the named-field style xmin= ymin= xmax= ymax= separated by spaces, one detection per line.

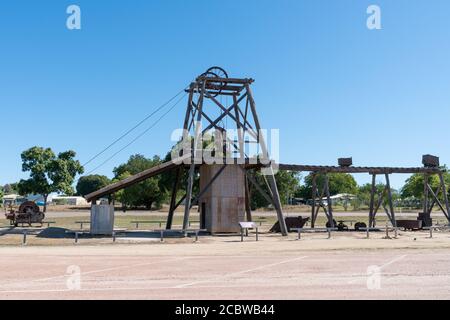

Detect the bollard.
xmin=366 ymin=227 xmax=370 ymax=239
xmin=429 ymin=227 xmax=433 ymax=239
xmin=256 ymin=228 xmax=259 ymax=242
xmin=327 ymin=228 xmax=331 ymax=239
xmin=297 ymin=229 xmax=301 ymax=240
xmin=241 ymin=228 xmax=244 ymax=242
xmin=75 ymin=232 xmax=79 ymax=244
xmin=160 ymin=230 xmax=164 ymax=242
xmin=394 ymin=227 xmax=398 ymax=239
xmin=195 ymin=230 xmax=199 ymax=242
xmin=22 ymin=230 xmax=27 ymax=245
xmin=112 ymin=231 xmax=116 ymax=242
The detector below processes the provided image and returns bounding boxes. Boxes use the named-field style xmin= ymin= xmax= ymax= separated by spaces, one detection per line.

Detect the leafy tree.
xmin=3 ymin=183 xmax=19 ymax=195
xmin=113 ymin=154 xmax=167 ymax=210
xmin=17 ymin=147 xmax=84 ymax=212
xmin=401 ymin=170 xmax=450 ymax=204
xmin=250 ymin=170 xmax=301 ymax=210
xmin=76 ymin=175 xmax=111 ymax=197
xmin=297 ymin=172 xmax=358 ymax=200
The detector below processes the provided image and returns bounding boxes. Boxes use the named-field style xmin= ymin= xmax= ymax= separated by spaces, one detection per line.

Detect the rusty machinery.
xmin=5 ymin=201 xmax=45 ymax=227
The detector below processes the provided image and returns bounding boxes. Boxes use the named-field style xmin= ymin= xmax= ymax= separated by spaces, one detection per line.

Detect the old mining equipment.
xmin=5 ymin=201 xmax=45 ymax=227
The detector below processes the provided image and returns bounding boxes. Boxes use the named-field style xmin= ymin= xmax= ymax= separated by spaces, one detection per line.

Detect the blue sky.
xmin=1 ymin=0 xmax=449 ymax=189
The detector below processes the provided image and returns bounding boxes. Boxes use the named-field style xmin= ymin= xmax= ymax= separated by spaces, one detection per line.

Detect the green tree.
xmin=76 ymin=175 xmax=111 ymax=197
xmin=0 ymin=186 xmax=3 ymax=207
xmin=3 ymin=183 xmax=19 ymax=194
xmin=17 ymin=147 xmax=84 ymax=212
xmin=113 ymin=154 xmax=167 ymax=210
xmin=297 ymin=172 xmax=358 ymax=199
xmin=401 ymin=171 xmax=450 ymax=204
xmin=250 ymin=171 xmax=301 ymax=210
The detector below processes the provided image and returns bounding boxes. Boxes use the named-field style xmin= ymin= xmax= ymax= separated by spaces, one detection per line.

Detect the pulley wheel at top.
xmin=199 ymin=67 xmax=229 ymax=97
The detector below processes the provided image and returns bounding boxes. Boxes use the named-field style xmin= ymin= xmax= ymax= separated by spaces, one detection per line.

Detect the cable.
xmin=83 ymin=92 xmax=187 ymax=176
xmin=82 ymin=87 xmax=187 ymax=167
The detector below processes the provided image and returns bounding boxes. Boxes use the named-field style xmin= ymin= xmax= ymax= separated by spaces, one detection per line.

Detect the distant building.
xmin=51 ymin=196 xmax=88 ymax=206
xmin=2 ymin=194 xmax=27 ymax=207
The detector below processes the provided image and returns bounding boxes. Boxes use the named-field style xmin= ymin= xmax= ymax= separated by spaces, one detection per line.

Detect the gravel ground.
xmin=0 ymin=229 xmax=449 ymax=300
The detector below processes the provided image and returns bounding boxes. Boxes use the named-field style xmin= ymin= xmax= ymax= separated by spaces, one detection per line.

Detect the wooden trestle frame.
xmin=278 ymin=164 xmax=450 ymax=228
xmin=169 ymin=74 xmax=289 ymax=235
xmin=85 ymin=70 xmax=449 ymax=235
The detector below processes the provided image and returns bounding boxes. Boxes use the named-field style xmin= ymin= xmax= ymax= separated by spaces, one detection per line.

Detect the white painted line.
xmin=175 ymin=256 xmax=308 ymax=288
xmin=0 ymin=257 xmax=190 ymax=289
xmin=347 ymin=254 xmax=407 ymax=284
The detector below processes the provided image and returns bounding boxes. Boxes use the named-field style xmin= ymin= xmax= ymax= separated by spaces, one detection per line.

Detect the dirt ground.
xmin=0 ymin=224 xmax=449 ymax=300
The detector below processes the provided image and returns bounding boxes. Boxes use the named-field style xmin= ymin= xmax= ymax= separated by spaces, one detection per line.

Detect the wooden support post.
xmin=265 ymin=168 xmax=288 ymax=236
xmin=311 ymin=174 xmax=317 ymax=228
xmin=183 ymin=81 xmax=206 ymax=231
xmin=438 ymin=172 xmax=450 ymax=222
xmin=324 ymin=174 xmax=334 ymax=228
xmin=424 ymin=174 xmax=430 ymax=215
xmin=233 ymin=94 xmax=245 ymax=162
xmin=385 ymin=173 xmax=397 ymax=227
xmin=244 ymin=84 xmax=287 ymax=236
xmin=245 ymin=175 xmax=253 ymax=222
xmin=369 ymin=174 xmax=377 ymax=228
xmin=166 ymin=167 xmax=182 ymax=230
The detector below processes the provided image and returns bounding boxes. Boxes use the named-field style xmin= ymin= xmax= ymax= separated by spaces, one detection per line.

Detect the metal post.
xmin=75 ymin=232 xmax=79 ymax=244
xmin=429 ymin=227 xmax=433 ymax=239
xmin=327 ymin=228 xmax=331 ymax=239
xmin=22 ymin=230 xmax=27 ymax=245
xmin=241 ymin=228 xmax=244 ymax=242
xmin=160 ymin=230 xmax=164 ymax=242
xmin=366 ymin=227 xmax=370 ymax=239
xmin=112 ymin=231 xmax=116 ymax=242
xmin=195 ymin=230 xmax=199 ymax=242
xmin=256 ymin=227 xmax=259 ymax=242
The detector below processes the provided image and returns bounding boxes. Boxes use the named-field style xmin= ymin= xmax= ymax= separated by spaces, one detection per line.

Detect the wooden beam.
xmin=85 ymin=154 xmax=190 ymax=202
